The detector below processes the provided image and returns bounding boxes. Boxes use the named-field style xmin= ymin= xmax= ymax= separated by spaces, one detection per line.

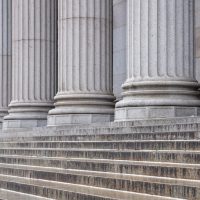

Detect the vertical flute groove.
xmin=58 ymin=0 xmax=113 ymax=94
xmin=10 ymin=0 xmax=57 ymax=106
xmin=126 ymin=0 xmax=194 ymax=81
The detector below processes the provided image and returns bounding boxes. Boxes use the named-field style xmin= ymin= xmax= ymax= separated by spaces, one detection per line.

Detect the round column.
xmin=115 ymin=0 xmax=200 ymax=121
xmin=48 ymin=0 xmax=115 ymax=126
xmin=3 ymin=0 xmax=57 ymax=129
xmin=0 ymin=0 xmax=12 ymax=127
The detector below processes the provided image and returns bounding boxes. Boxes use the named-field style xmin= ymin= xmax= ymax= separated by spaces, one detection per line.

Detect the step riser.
xmin=1 ymin=141 xmax=200 ymax=150
xmin=0 ymin=150 xmax=199 ymax=164
xmin=0 ymin=181 xmax=117 ymax=200
xmin=0 ymin=171 xmax=198 ymax=199
xmin=1 ymin=132 xmax=196 ymax=142
xmin=0 ymin=158 xmax=199 ymax=180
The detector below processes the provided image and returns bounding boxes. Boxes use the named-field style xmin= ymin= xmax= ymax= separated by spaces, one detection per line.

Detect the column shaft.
xmin=3 ymin=0 xmax=57 ymax=129
xmin=115 ymin=0 xmax=200 ymax=120
xmin=48 ymin=0 xmax=115 ymax=125
xmin=0 ymin=0 xmax=12 ymax=126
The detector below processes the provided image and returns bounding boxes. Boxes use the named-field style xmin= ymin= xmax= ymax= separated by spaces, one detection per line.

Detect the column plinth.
xmin=48 ymin=0 xmax=115 ymax=126
xmin=115 ymin=0 xmax=200 ymax=121
xmin=3 ymin=0 xmax=57 ymax=129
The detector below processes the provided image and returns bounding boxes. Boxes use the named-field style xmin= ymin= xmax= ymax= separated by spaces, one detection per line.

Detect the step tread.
xmin=1 ymin=139 xmax=200 ymax=144
xmin=1 ymin=147 xmax=200 ymax=153
xmin=0 ymin=128 xmax=198 ymax=141
xmin=0 ymin=155 xmax=200 ymax=169
xmin=0 ymin=163 xmax=199 ymax=188
xmin=0 ymin=174 xmax=185 ymax=200
xmin=0 ymin=189 xmax=54 ymax=200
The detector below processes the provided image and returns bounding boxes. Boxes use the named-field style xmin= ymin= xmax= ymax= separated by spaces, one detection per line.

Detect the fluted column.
xmin=115 ymin=0 xmax=200 ymax=121
xmin=48 ymin=0 xmax=115 ymax=126
xmin=3 ymin=0 xmax=57 ymax=129
xmin=0 ymin=0 xmax=12 ymax=127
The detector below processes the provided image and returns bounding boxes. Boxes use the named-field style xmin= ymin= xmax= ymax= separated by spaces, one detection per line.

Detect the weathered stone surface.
xmin=195 ymin=0 xmax=200 ymax=82
xmin=0 ymin=118 xmax=199 ymax=199
xmin=0 ymin=0 xmax=12 ymax=126
xmin=115 ymin=0 xmax=200 ymax=121
xmin=3 ymin=0 xmax=58 ymax=129
xmin=47 ymin=0 xmax=115 ymax=126
xmin=0 ymin=1 xmax=200 ymax=200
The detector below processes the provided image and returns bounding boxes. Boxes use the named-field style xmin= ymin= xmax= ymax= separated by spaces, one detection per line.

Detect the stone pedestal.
xmin=48 ymin=0 xmax=115 ymax=126
xmin=0 ymin=0 xmax=12 ymax=127
xmin=115 ymin=0 xmax=200 ymax=121
xmin=3 ymin=0 xmax=57 ymax=129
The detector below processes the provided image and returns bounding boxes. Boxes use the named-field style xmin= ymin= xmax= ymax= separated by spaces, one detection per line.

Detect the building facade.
xmin=0 ymin=0 xmax=199 ymax=129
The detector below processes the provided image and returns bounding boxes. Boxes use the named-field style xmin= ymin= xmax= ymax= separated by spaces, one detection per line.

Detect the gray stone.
xmin=0 ymin=118 xmax=199 ymax=199
xmin=3 ymin=0 xmax=58 ymax=130
xmin=0 ymin=0 xmax=12 ymax=125
xmin=115 ymin=0 xmax=200 ymax=121
xmin=115 ymin=106 xmax=200 ymax=121
xmin=48 ymin=0 xmax=115 ymax=126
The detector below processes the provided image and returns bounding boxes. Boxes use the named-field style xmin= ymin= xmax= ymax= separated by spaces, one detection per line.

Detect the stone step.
xmin=0 ymin=189 xmax=54 ymax=200
xmin=0 ymin=163 xmax=198 ymax=199
xmin=0 ymin=148 xmax=199 ymax=164
xmin=0 ymin=140 xmax=200 ymax=150
xmin=3 ymin=116 xmax=199 ymax=137
xmin=0 ymin=131 xmax=198 ymax=144
xmin=1 ymin=123 xmax=199 ymax=142
xmin=1 ymin=155 xmax=199 ymax=180
xmin=0 ymin=174 xmax=181 ymax=200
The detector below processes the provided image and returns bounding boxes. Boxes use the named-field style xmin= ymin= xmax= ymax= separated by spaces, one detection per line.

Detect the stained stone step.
xmin=0 ymin=155 xmax=200 ymax=180
xmin=0 ymin=119 xmax=199 ymax=199
xmin=0 ymin=131 xmax=198 ymax=144
xmin=0 ymin=189 xmax=54 ymax=200
xmin=12 ymin=156 xmax=200 ymax=179
xmin=0 ymin=148 xmax=199 ymax=164
xmin=1 ymin=123 xmax=199 ymax=142
xmin=0 ymin=189 xmax=118 ymax=200
xmin=0 ymin=163 xmax=198 ymax=199
xmin=0 ymin=174 xmax=182 ymax=200
xmin=1 ymin=140 xmax=200 ymax=150
xmin=3 ymin=116 xmax=200 ymax=136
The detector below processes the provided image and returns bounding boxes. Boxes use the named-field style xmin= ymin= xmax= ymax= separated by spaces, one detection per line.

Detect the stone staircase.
xmin=0 ymin=117 xmax=199 ymax=199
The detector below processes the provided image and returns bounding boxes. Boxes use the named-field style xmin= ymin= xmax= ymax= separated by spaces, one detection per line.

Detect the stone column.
xmin=3 ymin=0 xmax=57 ymax=129
xmin=48 ymin=0 xmax=115 ymax=126
xmin=195 ymin=0 xmax=200 ymax=81
xmin=0 ymin=0 xmax=12 ymax=127
xmin=115 ymin=0 xmax=200 ymax=121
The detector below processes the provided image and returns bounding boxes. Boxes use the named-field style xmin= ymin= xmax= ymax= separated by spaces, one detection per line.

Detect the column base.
xmin=115 ymin=106 xmax=200 ymax=121
xmin=0 ymin=110 xmax=9 ymax=129
xmin=2 ymin=119 xmax=47 ymax=130
xmin=47 ymin=114 xmax=114 ymax=126
xmin=2 ymin=101 xmax=53 ymax=130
